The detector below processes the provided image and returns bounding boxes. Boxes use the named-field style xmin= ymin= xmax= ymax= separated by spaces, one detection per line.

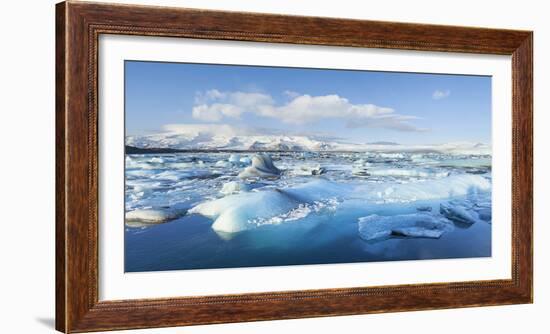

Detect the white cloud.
xmin=432 ymin=89 xmax=451 ymax=100
xmin=283 ymin=90 xmax=300 ymax=99
xmin=191 ymin=90 xmax=426 ymax=132
xmin=192 ymin=90 xmax=273 ymax=121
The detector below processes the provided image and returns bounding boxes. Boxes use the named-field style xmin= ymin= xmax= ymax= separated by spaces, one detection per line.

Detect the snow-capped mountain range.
xmin=126 ymin=129 xmax=491 ymax=155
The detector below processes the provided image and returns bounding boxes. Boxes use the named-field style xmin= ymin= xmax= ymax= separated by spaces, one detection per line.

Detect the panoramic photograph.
xmin=124 ymin=61 xmax=492 ymax=272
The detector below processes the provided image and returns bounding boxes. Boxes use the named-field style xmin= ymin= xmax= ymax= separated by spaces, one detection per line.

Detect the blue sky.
xmin=125 ymin=60 xmax=491 ymax=145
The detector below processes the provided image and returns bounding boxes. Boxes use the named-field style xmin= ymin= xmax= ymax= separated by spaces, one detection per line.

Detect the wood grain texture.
xmin=55 ymin=1 xmax=533 ymax=332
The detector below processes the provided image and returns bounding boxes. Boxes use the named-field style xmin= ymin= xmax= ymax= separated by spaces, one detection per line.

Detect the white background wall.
xmin=0 ymin=0 xmax=546 ymax=333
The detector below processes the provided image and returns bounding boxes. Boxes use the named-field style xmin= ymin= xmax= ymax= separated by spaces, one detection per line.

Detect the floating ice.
xmin=239 ymin=156 xmax=252 ymax=165
xmin=391 ymin=227 xmax=444 ymax=238
xmin=154 ymin=169 xmax=217 ymax=181
xmin=440 ymin=202 xmax=481 ymax=225
xmin=238 ymin=153 xmax=281 ymax=179
xmin=368 ymin=168 xmax=449 ymax=178
xmin=125 ymin=207 xmax=187 ymax=225
xmin=190 ymin=179 xmax=345 ymax=233
xmin=191 ymin=174 xmax=490 ymax=234
xmin=291 ymin=164 xmax=326 ymax=176
xmin=149 ymin=157 xmax=165 ymax=164
xmin=416 ymin=206 xmax=433 ymax=212
xmin=359 ymin=174 xmax=491 ymax=203
xmin=352 ymin=165 xmax=369 ymax=176
xmin=378 ymin=153 xmax=405 ymax=159
xmin=215 ymin=160 xmax=232 ymax=168
xmin=220 ymin=181 xmax=251 ymax=195
xmin=228 ymin=154 xmax=241 ymax=164
xmin=358 ymin=213 xmax=453 ymax=241
xmin=190 ymin=190 xmax=299 ymax=233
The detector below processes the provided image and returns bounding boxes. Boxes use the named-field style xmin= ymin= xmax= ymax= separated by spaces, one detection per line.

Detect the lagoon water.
xmin=124 ymin=151 xmax=491 ymax=272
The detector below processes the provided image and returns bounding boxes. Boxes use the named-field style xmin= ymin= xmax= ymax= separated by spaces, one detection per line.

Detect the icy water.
xmin=125 ymin=151 xmax=492 ymax=272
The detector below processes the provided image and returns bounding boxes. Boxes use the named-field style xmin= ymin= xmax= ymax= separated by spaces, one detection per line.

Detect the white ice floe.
xmin=215 ymin=160 xmax=232 ymax=168
xmin=149 ymin=157 xmax=165 ymax=164
xmin=190 ymin=175 xmax=491 ymax=234
xmin=125 ymin=208 xmax=187 ymax=225
xmin=220 ymin=181 xmax=251 ymax=195
xmin=378 ymin=153 xmax=405 ymax=159
xmin=357 ymin=213 xmax=453 ymax=241
xmin=190 ymin=190 xmax=299 ymax=233
xmin=228 ymin=154 xmax=241 ymax=164
xmin=239 ymin=156 xmax=252 ymax=165
xmin=367 ymin=168 xmax=449 ymax=178
xmin=190 ymin=179 xmax=346 ymax=233
xmin=440 ymin=202 xmax=482 ymax=225
xmin=361 ymin=174 xmax=491 ymax=203
xmin=290 ymin=164 xmax=326 ymax=176
xmin=238 ymin=153 xmax=281 ymax=179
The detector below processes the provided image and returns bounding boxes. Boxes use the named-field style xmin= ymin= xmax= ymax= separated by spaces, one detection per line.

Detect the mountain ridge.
xmin=126 ymin=132 xmax=491 ymax=155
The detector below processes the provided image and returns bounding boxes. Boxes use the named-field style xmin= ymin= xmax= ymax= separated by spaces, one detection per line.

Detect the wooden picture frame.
xmin=56 ymin=1 xmax=533 ymax=332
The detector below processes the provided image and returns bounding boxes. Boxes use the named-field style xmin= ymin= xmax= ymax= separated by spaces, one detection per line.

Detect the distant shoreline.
xmin=125 ymin=145 xmax=492 ymax=155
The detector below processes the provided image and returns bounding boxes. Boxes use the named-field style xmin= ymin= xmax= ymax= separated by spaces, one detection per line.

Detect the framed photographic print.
xmin=56 ymin=1 xmax=533 ymax=332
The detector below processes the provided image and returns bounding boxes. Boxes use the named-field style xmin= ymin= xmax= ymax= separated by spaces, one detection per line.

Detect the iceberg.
xmin=125 ymin=207 xmax=187 ymax=225
xmin=440 ymin=202 xmax=481 ymax=225
xmin=238 ymin=153 xmax=281 ymax=179
xmin=358 ymin=213 xmax=453 ymax=241
xmin=190 ymin=179 xmax=346 ymax=233
xmin=190 ymin=190 xmax=300 ymax=233
xmin=190 ymin=174 xmax=491 ymax=234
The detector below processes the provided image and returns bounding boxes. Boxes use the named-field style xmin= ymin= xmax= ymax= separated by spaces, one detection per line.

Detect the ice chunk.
xmin=125 ymin=208 xmax=186 ymax=225
xmin=228 ymin=154 xmax=241 ymax=164
xmin=239 ymin=156 xmax=252 ymax=165
xmin=440 ymin=202 xmax=480 ymax=225
xmin=352 ymin=165 xmax=369 ymax=176
xmin=190 ymin=179 xmax=345 ymax=233
xmin=190 ymin=190 xmax=299 ymax=233
xmin=291 ymin=164 xmax=326 ymax=176
xmin=220 ymin=181 xmax=251 ymax=195
xmin=215 ymin=160 xmax=232 ymax=168
xmin=238 ymin=153 xmax=281 ymax=179
xmin=282 ymin=179 xmax=351 ymax=202
xmin=416 ymin=206 xmax=433 ymax=212
xmin=358 ymin=213 xmax=453 ymax=241
xmin=149 ymin=157 xmax=164 ymax=164
xmin=391 ymin=227 xmax=444 ymax=238
xmin=355 ymin=174 xmax=491 ymax=203
xmin=190 ymin=175 xmax=489 ymax=235
xmin=378 ymin=153 xmax=405 ymax=159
